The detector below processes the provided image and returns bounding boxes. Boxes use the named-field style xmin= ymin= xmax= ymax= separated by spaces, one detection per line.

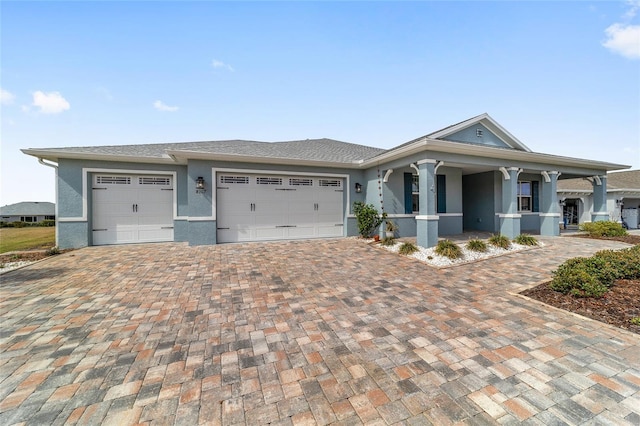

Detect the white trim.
xmin=360 ymin=139 xmax=629 ymax=171
xmin=385 ymin=214 xmax=417 ymax=218
xmin=168 ymin=149 xmax=357 ymax=169
xmin=383 ymin=169 xmax=393 ymax=183
xmin=415 ymin=215 xmax=439 ymax=220
xmin=188 ymin=217 xmax=215 ymax=222
xmin=437 ymin=213 xmax=463 ymax=217
xmin=434 ymin=161 xmax=445 ymax=174
xmin=58 ymin=217 xmax=86 ymax=223
xmin=539 ymin=213 xmax=561 ymax=217
xmin=496 ymin=213 xmax=522 ymax=218
xmin=541 ymin=171 xmax=550 ymax=183
xmin=211 ymin=167 xmax=349 ymax=222
xmin=410 ymin=163 xmax=419 ymax=175
xmin=499 ymin=167 xmax=510 ymax=180
xmin=60 ymin=168 xmax=180 ymax=223
xmin=417 ymin=159 xmax=437 ymax=165
xmin=426 ymin=113 xmax=532 ymax=152
xmin=591 ymin=211 xmax=609 ymax=216
xmin=517 ymin=168 xmax=524 ymax=178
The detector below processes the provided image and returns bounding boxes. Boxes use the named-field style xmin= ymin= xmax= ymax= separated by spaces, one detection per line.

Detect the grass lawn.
xmin=0 ymin=227 xmax=56 ymax=253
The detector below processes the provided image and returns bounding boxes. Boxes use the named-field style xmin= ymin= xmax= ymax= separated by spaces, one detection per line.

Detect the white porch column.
xmin=498 ymin=167 xmax=521 ymax=238
xmin=540 ymin=171 xmax=561 ymax=236
xmin=416 ymin=160 xmax=438 ymax=248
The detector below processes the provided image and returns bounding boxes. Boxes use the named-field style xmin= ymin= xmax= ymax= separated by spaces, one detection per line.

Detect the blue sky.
xmin=2 ymin=1 xmax=639 ymax=206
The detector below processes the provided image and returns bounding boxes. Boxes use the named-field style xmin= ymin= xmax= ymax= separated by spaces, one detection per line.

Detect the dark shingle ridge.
xmin=35 ymin=138 xmax=387 ymax=163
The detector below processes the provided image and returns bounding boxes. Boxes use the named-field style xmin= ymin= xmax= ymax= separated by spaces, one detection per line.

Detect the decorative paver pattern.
xmin=1 ymin=237 xmax=639 ymax=425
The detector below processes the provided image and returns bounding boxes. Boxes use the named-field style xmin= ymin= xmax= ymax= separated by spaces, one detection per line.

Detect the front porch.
xmin=369 ymin=161 xmax=609 ymax=248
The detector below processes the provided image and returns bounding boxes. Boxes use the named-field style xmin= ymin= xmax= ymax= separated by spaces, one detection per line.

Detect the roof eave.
xmin=362 ymin=139 xmax=630 ymax=171
xmin=22 ymin=149 xmax=179 ymax=165
xmin=165 ymin=150 xmax=362 ymax=169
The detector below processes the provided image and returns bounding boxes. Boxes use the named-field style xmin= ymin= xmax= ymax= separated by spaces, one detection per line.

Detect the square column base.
xmin=591 ymin=213 xmax=609 ymax=222
xmin=499 ymin=215 xmax=521 ymax=239
xmin=416 ymin=215 xmax=439 ymax=248
xmin=540 ymin=214 xmax=561 ymax=237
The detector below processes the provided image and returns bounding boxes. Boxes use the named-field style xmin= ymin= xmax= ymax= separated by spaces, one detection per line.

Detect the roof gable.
xmin=427 ymin=113 xmax=531 ymax=152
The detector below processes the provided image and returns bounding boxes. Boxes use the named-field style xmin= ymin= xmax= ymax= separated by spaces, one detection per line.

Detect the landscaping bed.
xmin=522 ymin=278 xmax=640 ymax=334
xmin=522 ymin=229 xmax=640 ymax=334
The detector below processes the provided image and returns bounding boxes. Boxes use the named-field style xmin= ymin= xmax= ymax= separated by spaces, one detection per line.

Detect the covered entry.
xmin=216 ymin=173 xmax=344 ymax=243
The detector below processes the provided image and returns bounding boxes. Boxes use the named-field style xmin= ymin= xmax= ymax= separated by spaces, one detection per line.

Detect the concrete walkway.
xmin=0 ymin=236 xmax=638 ymax=425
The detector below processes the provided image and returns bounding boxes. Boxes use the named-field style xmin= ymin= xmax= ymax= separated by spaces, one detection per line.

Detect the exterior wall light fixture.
xmin=355 ymin=182 xmax=362 ymax=193
xmin=196 ymin=176 xmax=205 ymax=190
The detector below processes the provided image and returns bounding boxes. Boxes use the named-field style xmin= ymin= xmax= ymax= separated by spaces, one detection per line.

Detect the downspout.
xmin=38 ymin=158 xmax=59 ymax=248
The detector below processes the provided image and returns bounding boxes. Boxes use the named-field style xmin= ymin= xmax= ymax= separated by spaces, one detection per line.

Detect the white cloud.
xmin=603 ymin=23 xmax=640 ymax=59
xmin=623 ymin=0 xmax=640 ymax=19
xmin=1 ymin=88 xmax=16 ymax=105
xmin=212 ymin=59 xmax=234 ymax=72
xmin=602 ymin=1 xmax=640 ymax=59
xmin=32 ymin=90 xmax=70 ymax=114
xmin=153 ymin=100 xmax=179 ymax=112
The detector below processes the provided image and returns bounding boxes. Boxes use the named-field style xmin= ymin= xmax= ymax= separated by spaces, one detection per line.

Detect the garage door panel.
xmin=217 ymin=173 xmax=344 ymax=243
xmin=92 ymin=174 xmax=174 ymax=245
xmin=317 ymin=224 xmax=344 ymax=237
xmin=255 ymin=227 xmax=286 ymax=240
xmin=286 ymin=225 xmax=316 ymax=238
xmin=137 ymin=227 xmax=173 ymax=242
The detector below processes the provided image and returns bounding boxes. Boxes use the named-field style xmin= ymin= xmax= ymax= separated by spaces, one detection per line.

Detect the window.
xmin=436 ymin=175 xmax=446 ymax=213
xmin=20 ymin=216 xmax=37 ymax=222
xmin=45 ymin=216 xmax=55 ymax=220
xmin=518 ymin=181 xmax=532 ymax=211
xmin=412 ymin=174 xmax=420 ymax=213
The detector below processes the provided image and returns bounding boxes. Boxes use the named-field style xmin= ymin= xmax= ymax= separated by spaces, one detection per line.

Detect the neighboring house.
xmin=22 ymin=113 xmax=629 ymax=249
xmin=557 ymin=170 xmax=640 ymax=229
xmin=0 ymin=201 xmax=56 ymax=224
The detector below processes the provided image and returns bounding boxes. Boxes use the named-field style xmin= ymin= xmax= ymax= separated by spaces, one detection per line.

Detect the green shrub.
xmin=579 ymin=221 xmax=627 ymax=237
xmin=466 ymin=238 xmax=487 ymax=252
xmin=631 ymin=317 xmax=640 ymax=326
xmin=398 ymin=242 xmax=418 ymax=255
xmin=488 ymin=234 xmax=511 ymax=249
xmin=380 ymin=237 xmax=396 ymax=246
xmin=514 ymin=234 xmax=538 ymax=246
xmin=11 ymin=221 xmax=27 ymax=228
xmin=40 ymin=220 xmax=56 ymax=227
xmin=593 ymin=246 xmax=640 ymax=280
xmin=46 ymin=246 xmax=60 ymax=256
xmin=353 ymin=202 xmax=384 ymax=238
xmin=435 ymin=239 xmax=462 ymax=259
xmin=550 ymin=246 xmax=640 ymax=298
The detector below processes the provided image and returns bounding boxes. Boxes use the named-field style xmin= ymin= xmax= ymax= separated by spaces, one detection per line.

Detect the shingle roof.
xmin=557 ymin=170 xmax=640 ymax=191
xmin=0 ymin=202 xmax=55 ymax=216
xmin=27 ymin=138 xmax=387 ymax=163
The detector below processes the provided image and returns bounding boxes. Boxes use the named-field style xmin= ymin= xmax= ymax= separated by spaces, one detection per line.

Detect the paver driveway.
xmin=1 ymin=237 xmax=639 ymax=425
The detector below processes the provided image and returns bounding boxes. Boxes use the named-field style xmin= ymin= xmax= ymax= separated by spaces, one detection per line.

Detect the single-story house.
xmin=23 ymin=113 xmax=629 ymax=249
xmin=557 ymin=169 xmax=640 ymax=229
xmin=0 ymin=201 xmax=55 ymax=224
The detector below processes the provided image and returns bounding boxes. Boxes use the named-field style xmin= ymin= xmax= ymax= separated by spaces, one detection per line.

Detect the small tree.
xmin=353 ymin=202 xmax=384 ymax=238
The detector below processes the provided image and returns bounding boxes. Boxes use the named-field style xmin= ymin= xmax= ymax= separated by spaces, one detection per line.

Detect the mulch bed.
xmin=522 ymin=279 xmax=640 ymax=334
xmin=522 ymin=233 xmax=640 ymax=335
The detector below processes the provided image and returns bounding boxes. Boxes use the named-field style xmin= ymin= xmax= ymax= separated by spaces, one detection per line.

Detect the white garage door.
xmin=92 ymin=174 xmax=174 ymax=245
xmin=216 ymin=173 xmax=344 ymax=243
